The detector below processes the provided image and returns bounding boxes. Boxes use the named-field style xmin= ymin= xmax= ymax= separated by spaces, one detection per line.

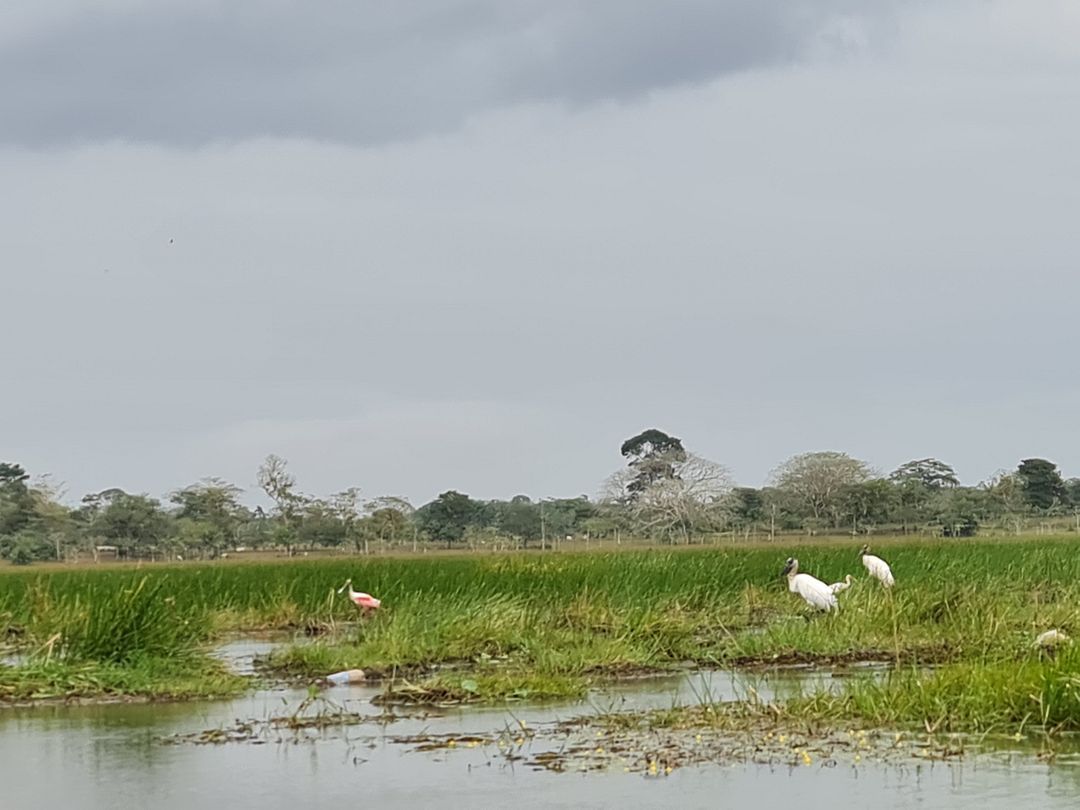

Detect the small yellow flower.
xmin=515 ymin=737 xmax=524 ymax=746
xmin=778 ymin=735 xmax=787 ymax=744
xmin=664 ymin=766 xmax=673 ymax=775
xmin=447 ymin=740 xmax=457 ymax=748
xmin=695 ymin=734 xmax=702 ymax=743
xmin=596 ymin=747 xmax=605 ymax=754
xmin=854 ymin=754 xmax=861 ymax=764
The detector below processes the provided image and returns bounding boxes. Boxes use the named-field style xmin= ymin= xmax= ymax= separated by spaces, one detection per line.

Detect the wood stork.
xmin=859 ymin=545 xmax=895 ymax=588
xmin=338 ymin=579 xmax=381 ymax=611
xmin=829 ymin=574 xmax=853 ymax=594
xmin=781 ymin=558 xmax=838 ymax=612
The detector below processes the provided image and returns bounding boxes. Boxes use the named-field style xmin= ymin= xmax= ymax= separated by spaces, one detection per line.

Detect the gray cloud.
xmin=3 ymin=1 xmax=1080 ymax=506
xmin=1 ymin=0 xmax=890 ymax=146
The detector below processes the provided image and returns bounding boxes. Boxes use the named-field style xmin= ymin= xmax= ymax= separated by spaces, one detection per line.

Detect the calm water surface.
xmin=2 ymin=643 xmax=1078 ymax=809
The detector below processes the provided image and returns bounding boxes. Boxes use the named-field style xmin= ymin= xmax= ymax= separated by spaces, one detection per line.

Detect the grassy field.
xmin=3 ymin=535 xmax=1080 ymax=729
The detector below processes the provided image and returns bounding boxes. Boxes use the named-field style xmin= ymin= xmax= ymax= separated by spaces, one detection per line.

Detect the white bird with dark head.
xmin=859 ymin=545 xmax=895 ymax=588
xmin=829 ymin=574 xmax=853 ymax=594
xmin=782 ymin=558 xmax=838 ymax=612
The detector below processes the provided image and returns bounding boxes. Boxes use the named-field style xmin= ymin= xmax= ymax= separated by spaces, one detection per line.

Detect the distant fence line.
xmin=42 ymin=520 xmax=1080 ymax=565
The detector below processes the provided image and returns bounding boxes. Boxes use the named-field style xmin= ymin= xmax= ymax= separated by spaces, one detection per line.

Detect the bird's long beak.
xmin=337 ymin=581 xmax=349 ymax=594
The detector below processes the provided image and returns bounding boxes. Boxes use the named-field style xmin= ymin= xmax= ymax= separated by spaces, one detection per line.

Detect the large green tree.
xmin=932 ymin=487 xmax=987 ymax=537
xmin=295 ymin=498 xmax=348 ymax=549
xmin=495 ymin=495 xmax=542 ymax=546
xmin=889 ymin=458 xmax=959 ymax=532
xmin=838 ymin=480 xmax=897 ymax=532
xmin=1066 ymin=478 xmax=1080 ymax=509
xmin=82 ymin=490 xmax=171 ymax=557
xmin=619 ymin=429 xmax=687 ymax=500
xmin=0 ymin=462 xmax=34 ymax=536
xmin=727 ymin=488 xmax=765 ymax=535
xmin=889 ymin=458 xmax=960 ymax=489
xmin=415 ymin=490 xmax=482 ymax=545
xmin=1016 ymin=458 xmax=1066 ymax=511
xmin=170 ymin=478 xmax=245 ymax=557
xmin=539 ymin=496 xmax=596 ymax=543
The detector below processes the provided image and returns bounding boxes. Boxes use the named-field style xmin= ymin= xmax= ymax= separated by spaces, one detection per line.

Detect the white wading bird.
xmin=782 ymin=558 xmax=838 ymax=613
xmin=338 ymin=579 xmax=381 ymax=611
xmin=1034 ymin=629 xmax=1069 ymax=650
xmin=859 ymin=544 xmax=895 ymax=588
xmin=829 ymin=574 xmax=853 ymax=594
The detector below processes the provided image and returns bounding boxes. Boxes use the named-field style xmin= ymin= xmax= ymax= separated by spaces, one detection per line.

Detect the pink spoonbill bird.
xmin=338 ymin=579 xmax=381 ymax=611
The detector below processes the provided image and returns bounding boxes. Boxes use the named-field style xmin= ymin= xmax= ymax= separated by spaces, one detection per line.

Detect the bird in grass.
xmin=338 ymin=579 xmax=381 ymax=611
xmin=782 ymin=558 xmax=838 ymax=612
xmin=859 ymin=544 xmax=895 ymax=588
xmin=829 ymin=574 xmax=853 ymax=594
xmin=1034 ymin=629 xmax=1069 ymax=650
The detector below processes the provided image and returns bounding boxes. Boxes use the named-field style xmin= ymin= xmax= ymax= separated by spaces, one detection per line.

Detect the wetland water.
xmin=3 ymin=643 xmax=1079 ymax=809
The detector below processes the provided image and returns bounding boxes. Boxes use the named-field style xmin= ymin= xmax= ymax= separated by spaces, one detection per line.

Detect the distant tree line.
xmin=3 ymin=430 xmax=1080 ymax=564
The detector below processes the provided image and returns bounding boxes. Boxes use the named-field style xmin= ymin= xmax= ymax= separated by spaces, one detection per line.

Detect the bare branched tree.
xmin=329 ymin=487 xmax=366 ymax=553
xmin=365 ymin=495 xmax=416 ymax=552
xmin=256 ymin=454 xmax=306 ymax=555
xmin=602 ymin=454 xmax=733 ymax=542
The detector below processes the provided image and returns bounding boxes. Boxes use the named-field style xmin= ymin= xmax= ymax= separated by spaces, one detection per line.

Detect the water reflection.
xmin=2 ymin=662 xmax=1079 ymax=809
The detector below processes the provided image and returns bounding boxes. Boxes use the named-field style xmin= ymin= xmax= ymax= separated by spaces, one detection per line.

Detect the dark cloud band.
xmin=0 ymin=0 xmax=886 ymax=146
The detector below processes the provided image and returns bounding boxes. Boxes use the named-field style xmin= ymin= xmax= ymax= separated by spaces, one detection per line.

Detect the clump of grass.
xmin=0 ymin=656 xmax=247 ymax=703
xmin=794 ymin=644 xmax=1080 ymax=732
xmin=26 ymin=575 xmax=210 ymax=665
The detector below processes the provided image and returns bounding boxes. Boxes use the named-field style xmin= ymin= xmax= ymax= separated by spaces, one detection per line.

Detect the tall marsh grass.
xmin=793 ymin=644 xmax=1080 ymax=731
xmin=20 ymin=575 xmax=209 ymax=664
xmin=3 ymin=536 xmax=1080 ymax=680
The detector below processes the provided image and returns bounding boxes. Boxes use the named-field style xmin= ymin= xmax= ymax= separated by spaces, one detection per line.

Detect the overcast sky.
xmin=3 ymin=1 xmax=1079 ymax=506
